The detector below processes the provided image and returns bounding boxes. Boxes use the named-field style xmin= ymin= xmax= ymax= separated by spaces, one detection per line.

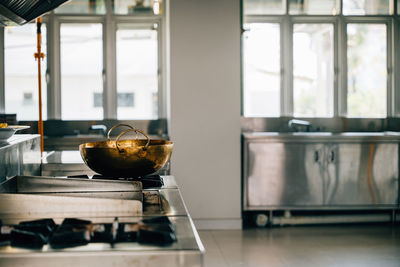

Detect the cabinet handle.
xmin=314 ymin=151 xmax=319 ymax=162
xmin=330 ymin=151 xmax=335 ymax=162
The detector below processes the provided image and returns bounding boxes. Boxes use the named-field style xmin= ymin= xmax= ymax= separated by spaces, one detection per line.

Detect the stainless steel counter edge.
xmin=0 ymin=250 xmax=203 ymax=267
xmin=0 ymin=216 xmax=204 ymax=267
xmin=0 ymin=134 xmax=40 ymax=150
xmin=243 ymin=132 xmax=400 ymax=143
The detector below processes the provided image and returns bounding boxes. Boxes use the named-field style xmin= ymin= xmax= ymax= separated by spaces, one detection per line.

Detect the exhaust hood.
xmin=0 ymin=0 xmax=69 ymax=26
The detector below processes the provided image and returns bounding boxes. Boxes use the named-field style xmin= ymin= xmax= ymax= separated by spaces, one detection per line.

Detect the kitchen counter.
xmin=0 ymin=134 xmax=40 ymax=149
xmin=0 ymin=134 xmax=41 ymax=181
xmin=243 ymin=131 xmax=399 ymax=226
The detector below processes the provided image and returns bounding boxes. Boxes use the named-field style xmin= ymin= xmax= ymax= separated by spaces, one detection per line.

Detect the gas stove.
xmin=0 ymin=216 xmax=177 ymax=249
xmin=0 ymin=175 xmax=203 ymax=267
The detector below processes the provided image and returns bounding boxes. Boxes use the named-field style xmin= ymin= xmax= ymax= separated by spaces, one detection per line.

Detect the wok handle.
xmin=107 ymin=124 xmax=134 ymax=140
xmin=115 ymin=129 xmax=150 ymax=153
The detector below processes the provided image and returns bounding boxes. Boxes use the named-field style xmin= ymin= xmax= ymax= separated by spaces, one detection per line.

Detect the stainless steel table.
xmin=0 ymin=176 xmax=204 ymax=267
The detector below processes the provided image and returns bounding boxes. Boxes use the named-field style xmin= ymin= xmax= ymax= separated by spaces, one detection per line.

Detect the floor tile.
xmin=198 ymin=230 xmax=228 ymax=267
xmin=198 ymin=225 xmax=400 ymax=267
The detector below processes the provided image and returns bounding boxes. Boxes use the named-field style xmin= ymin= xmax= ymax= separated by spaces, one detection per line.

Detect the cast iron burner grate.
xmin=0 ymin=216 xmax=177 ymax=249
xmin=67 ymin=174 xmax=164 ymax=189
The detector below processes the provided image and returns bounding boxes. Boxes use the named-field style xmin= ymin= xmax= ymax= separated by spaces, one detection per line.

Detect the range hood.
xmin=0 ymin=0 xmax=69 ymax=26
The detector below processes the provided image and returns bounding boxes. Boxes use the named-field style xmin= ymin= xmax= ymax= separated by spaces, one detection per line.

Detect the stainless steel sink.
xmin=291 ymin=132 xmax=333 ymax=136
xmin=243 ymin=131 xmax=400 ymax=142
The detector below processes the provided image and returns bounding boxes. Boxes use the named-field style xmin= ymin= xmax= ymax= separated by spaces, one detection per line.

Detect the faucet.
xmin=89 ymin=124 xmax=107 ymax=136
xmin=288 ymin=119 xmax=312 ymax=132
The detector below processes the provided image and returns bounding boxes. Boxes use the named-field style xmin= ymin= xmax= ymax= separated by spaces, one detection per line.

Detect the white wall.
xmin=168 ymin=0 xmax=241 ymax=229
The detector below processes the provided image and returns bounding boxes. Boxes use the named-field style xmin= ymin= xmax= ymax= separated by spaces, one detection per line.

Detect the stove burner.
xmin=67 ymin=174 xmax=90 ymax=179
xmin=0 ymin=216 xmax=177 ymax=249
xmin=67 ymin=174 xmax=164 ymax=189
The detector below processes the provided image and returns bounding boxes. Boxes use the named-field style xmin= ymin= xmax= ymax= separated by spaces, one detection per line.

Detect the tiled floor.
xmin=198 ymin=224 xmax=400 ymax=267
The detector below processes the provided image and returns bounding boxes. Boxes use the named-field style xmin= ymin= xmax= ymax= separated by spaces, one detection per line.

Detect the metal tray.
xmin=0 ymin=176 xmax=143 ymax=219
xmin=0 ymin=176 xmax=187 ymax=220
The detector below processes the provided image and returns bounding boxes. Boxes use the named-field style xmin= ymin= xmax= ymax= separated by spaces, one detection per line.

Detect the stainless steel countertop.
xmin=0 ymin=134 xmax=40 ymax=150
xmin=243 ymin=132 xmax=400 ymax=143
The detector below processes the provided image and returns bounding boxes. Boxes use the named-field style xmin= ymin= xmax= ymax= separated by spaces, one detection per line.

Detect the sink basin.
xmin=244 ymin=131 xmax=400 ymax=141
xmin=339 ymin=132 xmax=385 ymax=136
xmin=291 ymin=132 xmax=332 ymax=136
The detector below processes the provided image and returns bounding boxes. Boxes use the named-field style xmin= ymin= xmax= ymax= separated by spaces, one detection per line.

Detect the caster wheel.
xmin=254 ymin=213 xmax=268 ymax=227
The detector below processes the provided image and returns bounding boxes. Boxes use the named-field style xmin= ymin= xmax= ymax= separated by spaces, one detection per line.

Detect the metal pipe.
xmin=34 ymin=17 xmax=45 ymax=154
xmin=271 ymin=214 xmax=395 ymax=226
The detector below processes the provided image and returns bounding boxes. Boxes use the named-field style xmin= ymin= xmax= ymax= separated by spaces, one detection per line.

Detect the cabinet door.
xmin=328 ymin=143 xmax=398 ymax=205
xmin=246 ymin=142 xmax=325 ymax=208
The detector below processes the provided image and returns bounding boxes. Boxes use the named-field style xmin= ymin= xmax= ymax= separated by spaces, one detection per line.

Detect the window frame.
xmin=0 ymin=0 xmax=166 ymax=121
xmin=242 ymin=0 xmax=398 ymax=119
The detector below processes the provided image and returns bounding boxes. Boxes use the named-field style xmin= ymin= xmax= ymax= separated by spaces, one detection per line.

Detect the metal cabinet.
xmin=243 ymin=134 xmax=399 ymax=211
xmin=245 ymin=142 xmax=325 ymax=208
xmin=327 ymin=143 xmax=398 ymax=205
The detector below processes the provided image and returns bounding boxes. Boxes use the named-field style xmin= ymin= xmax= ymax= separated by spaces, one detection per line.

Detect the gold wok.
xmin=79 ymin=127 xmax=173 ymax=178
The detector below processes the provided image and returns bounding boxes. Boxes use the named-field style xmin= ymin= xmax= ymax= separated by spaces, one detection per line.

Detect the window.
xmin=114 ymin=0 xmax=161 ymax=14
xmin=0 ymin=0 xmax=164 ymax=121
xmin=55 ymin=0 xmax=106 ymax=14
xmin=289 ymin=0 xmax=338 ymax=15
xmin=4 ymin=24 xmax=47 ymax=121
xmin=116 ymin=25 xmax=158 ymax=119
xmin=293 ymin=24 xmax=334 ymax=117
xmin=243 ymin=0 xmax=285 ymax=15
xmin=243 ymin=23 xmax=280 ymax=117
xmin=242 ymin=0 xmax=395 ymax=118
xmin=61 ymin=23 xmax=103 ymax=120
xmin=347 ymin=23 xmax=387 ymax=117
xmin=342 ymin=0 xmax=391 ymax=15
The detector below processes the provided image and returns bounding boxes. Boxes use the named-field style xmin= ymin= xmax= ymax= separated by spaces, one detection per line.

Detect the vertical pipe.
xmin=35 ymin=17 xmax=45 ymax=154
xmin=0 ymin=27 xmax=4 ymax=114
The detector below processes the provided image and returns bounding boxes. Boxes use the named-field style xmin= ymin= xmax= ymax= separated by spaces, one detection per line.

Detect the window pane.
xmin=293 ymin=24 xmax=334 ymax=117
xmin=343 ymin=0 xmax=391 ymax=15
xmin=61 ymin=24 xmax=103 ymax=120
xmin=347 ymin=24 xmax=387 ymax=118
xmin=113 ymin=0 xmax=161 ymax=15
xmin=398 ymin=0 xmax=400 ymax=14
xmin=116 ymin=25 xmax=158 ymax=119
xmin=243 ymin=0 xmax=285 ymax=15
xmin=5 ymin=24 xmax=47 ymax=121
xmin=243 ymin=23 xmax=280 ymax=117
xmin=289 ymin=0 xmax=338 ymax=15
xmin=55 ymin=0 xmax=106 ymax=14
